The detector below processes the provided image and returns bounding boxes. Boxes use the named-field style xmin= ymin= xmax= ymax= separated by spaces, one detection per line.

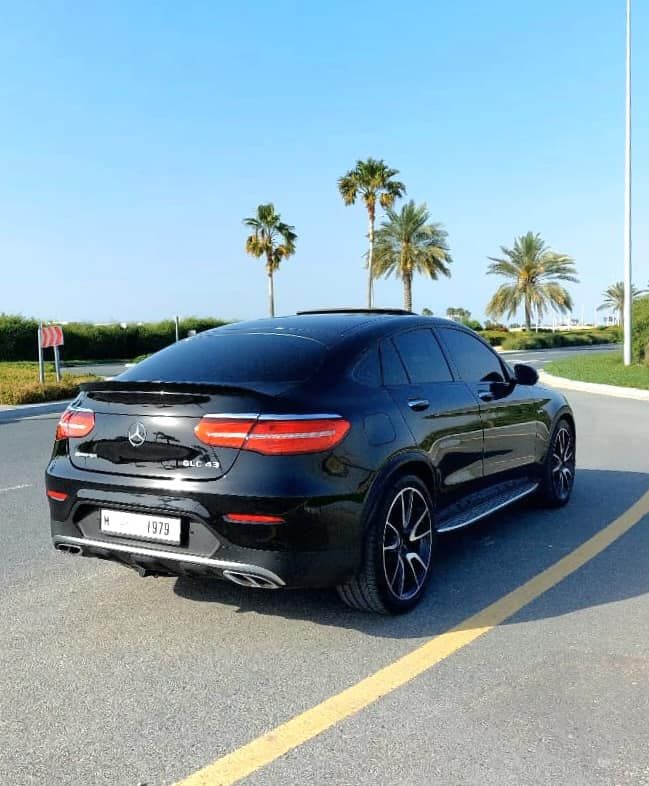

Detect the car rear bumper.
xmin=46 ymin=462 xmax=365 ymax=588
xmin=52 ymin=534 xmax=288 ymax=587
xmin=51 ymin=530 xmax=359 ymax=588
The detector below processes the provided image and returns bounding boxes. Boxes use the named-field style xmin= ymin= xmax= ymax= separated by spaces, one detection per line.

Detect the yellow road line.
xmin=174 ymin=489 xmax=649 ymax=786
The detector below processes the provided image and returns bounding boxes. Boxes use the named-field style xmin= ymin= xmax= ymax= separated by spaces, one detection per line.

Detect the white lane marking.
xmin=0 ymin=484 xmax=34 ymax=493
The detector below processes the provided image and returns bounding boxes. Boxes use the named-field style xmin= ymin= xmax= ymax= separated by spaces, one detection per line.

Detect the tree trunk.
xmin=367 ymin=211 xmax=375 ymax=309
xmin=524 ymin=298 xmax=532 ymax=331
xmin=403 ymin=272 xmax=412 ymax=312
xmin=267 ymin=267 xmax=275 ymax=318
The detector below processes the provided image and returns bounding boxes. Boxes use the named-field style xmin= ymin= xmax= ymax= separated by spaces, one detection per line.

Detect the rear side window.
xmin=380 ymin=339 xmax=409 ymax=385
xmin=437 ymin=328 xmax=505 ymax=383
xmin=119 ymin=332 xmax=326 ymax=385
xmin=352 ymin=348 xmax=381 ymax=387
xmin=393 ymin=329 xmax=453 ymax=384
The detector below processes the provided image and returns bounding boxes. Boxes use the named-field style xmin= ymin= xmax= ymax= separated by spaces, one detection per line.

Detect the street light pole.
xmin=623 ymin=0 xmax=632 ymax=365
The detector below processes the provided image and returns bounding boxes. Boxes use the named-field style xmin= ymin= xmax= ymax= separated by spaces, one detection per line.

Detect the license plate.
xmin=100 ymin=509 xmax=181 ymax=545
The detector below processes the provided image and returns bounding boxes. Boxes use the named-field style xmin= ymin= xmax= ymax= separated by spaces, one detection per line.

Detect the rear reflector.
xmin=224 ymin=513 xmax=285 ymax=524
xmin=47 ymin=490 xmax=68 ymax=502
xmin=55 ymin=408 xmax=95 ymax=440
xmin=195 ymin=416 xmax=350 ymax=455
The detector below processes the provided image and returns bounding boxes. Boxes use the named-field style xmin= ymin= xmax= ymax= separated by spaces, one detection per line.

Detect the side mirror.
xmin=513 ymin=363 xmax=539 ymax=386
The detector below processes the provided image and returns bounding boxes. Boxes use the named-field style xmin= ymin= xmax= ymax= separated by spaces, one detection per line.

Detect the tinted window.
xmin=438 ymin=328 xmax=505 ymax=383
xmin=119 ymin=332 xmax=325 ymax=385
xmin=393 ymin=329 xmax=453 ymax=384
xmin=380 ymin=339 xmax=409 ymax=385
xmin=352 ymin=348 xmax=381 ymax=387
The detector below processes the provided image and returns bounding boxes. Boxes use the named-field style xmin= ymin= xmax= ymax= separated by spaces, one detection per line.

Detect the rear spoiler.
xmin=79 ymin=379 xmax=281 ymax=397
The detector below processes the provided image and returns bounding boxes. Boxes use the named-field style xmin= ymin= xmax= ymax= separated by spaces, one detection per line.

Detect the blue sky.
xmin=1 ymin=0 xmax=647 ymax=325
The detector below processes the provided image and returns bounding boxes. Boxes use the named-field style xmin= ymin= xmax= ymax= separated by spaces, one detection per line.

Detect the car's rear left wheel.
xmin=337 ymin=474 xmax=436 ymax=614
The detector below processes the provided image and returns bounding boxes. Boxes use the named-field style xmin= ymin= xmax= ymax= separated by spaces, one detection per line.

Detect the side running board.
xmin=436 ymin=481 xmax=539 ymax=533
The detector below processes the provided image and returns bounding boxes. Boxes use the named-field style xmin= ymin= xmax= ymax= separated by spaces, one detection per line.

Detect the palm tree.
xmin=338 ymin=158 xmax=405 ymax=308
xmin=597 ymin=281 xmax=645 ymax=326
xmin=373 ymin=201 xmax=451 ymax=312
xmin=485 ymin=232 xmax=578 ymax=330
xmin=243 ymin=203 xmax=297 ymax=317
xmin=446 ymin=307 xmax=471 ymax=321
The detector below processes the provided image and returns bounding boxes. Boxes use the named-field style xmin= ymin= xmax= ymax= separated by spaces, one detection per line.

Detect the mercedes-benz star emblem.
xmin=127 ymin=421 xmax=147 ymax=447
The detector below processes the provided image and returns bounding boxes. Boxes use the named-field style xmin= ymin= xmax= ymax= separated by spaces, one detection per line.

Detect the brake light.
xmin=195 ymin=416 xmax=350 ymax=455
xmin=55 ymin=408 xmax=95 ymax=440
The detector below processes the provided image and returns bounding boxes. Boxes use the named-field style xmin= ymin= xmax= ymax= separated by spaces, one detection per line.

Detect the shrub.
xmin=632 ymin=296 xmax=649 ymax=365
xmin=500 ymin=329 xmax=621 ymax=351
xmin=0 ymin=315 xmax=228 ymax=362
xmin=481 ymin=330 xmax=509 ymax=347
xmin=461 ymin=318 xmax=483 ymax=331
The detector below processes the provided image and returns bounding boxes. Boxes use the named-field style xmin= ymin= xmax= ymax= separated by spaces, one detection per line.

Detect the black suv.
xmin=46 ymin=310 xmax=575 ymax=614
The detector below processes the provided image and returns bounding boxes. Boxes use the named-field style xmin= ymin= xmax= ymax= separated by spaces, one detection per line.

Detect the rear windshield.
xmin=118 ymin=331 xmax=326 ymax=386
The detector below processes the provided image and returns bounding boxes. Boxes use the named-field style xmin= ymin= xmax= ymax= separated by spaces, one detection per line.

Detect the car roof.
xmin=216 ymin=311 xmax=465 ymax=346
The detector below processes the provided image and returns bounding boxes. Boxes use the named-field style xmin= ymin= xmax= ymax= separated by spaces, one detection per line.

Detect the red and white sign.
xmin=41 ymin=325 xmax=64 ymax=348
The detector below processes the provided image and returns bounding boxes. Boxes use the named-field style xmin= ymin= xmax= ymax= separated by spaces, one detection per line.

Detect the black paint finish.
xmin=46 ymin=312 xmax=574 ymax=588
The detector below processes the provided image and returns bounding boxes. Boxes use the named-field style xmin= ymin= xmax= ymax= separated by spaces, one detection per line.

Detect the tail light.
xmin=194 ymin=417 xmax=255 ymax=449
xmin=195 ymin=416 xmax=350 ymax=455
xmin=55 ymin=408 xmax=95 ymax=440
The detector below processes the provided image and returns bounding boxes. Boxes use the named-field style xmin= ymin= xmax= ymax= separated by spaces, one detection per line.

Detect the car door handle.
xmin=407 ymin=398 xmax=429 ymax=411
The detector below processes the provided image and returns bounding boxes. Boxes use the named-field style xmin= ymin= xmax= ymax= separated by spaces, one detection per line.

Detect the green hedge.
xmin=499 ymin=328 xmax=621 ymax=351
xmin=481 ymin=329 xmax=509 ymax=347
xmin=633 ymin=296 xmax=649 ymax=364
xmin=0 ymin=315 xmax=228 ymax=362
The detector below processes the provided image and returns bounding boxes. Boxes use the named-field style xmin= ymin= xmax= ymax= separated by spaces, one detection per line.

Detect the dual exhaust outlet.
xmin=222 ymin=569 xmax=281 ymax=590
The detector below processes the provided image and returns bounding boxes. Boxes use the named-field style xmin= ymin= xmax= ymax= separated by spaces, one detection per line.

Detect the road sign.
xmin=41 ymin=325 xmax=64 ymax=348
xmin=38 ymin=324 xmax=64 ymax=383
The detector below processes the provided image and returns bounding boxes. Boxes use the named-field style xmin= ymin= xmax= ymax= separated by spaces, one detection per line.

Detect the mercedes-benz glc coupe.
xmin=47 ymin=310 xmax=575 ymax=614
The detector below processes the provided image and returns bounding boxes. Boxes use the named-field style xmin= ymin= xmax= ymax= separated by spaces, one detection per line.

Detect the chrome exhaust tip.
xmin=222 ymin=569 xmax=281 ymax=590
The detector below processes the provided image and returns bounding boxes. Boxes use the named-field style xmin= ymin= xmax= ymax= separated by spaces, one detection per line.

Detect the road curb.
xmin=539 ymin=370 xmax=649 ymax=401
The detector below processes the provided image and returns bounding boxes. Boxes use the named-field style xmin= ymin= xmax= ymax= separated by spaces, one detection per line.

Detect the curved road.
xmin=1 ymin=351 xmax=647 ymax=786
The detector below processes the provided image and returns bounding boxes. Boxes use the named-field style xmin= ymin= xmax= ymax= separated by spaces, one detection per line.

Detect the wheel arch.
xmin=540 ymin=405 xmax=576 ymax=465
xmin=362 ymin=451 xmax=437 ymax=529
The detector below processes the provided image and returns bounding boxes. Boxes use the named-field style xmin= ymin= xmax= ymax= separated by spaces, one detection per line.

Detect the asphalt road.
xmin=1 ymin=355 xmax=648 ymax=786
xmin=62 ymin=362 xmax=129 ymax=378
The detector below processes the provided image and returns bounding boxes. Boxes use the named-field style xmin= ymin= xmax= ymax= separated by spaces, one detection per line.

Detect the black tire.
xmin=336 ymin=474 xmax=436 ymax=614
xmin=536 ymin=417 xmax=576 ymax=507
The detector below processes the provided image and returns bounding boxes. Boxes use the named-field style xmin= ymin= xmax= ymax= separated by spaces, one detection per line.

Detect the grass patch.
xmin=545 ymin=352 xmax=649 ymax=390
xmin=0 ymin=362 xmax=98 ymax=405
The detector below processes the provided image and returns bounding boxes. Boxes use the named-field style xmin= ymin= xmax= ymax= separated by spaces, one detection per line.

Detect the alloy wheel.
xmin=551 ymin=426 xmax=575 ymax=501
xmin=382 ymin=487 xmax=433 ymax=601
